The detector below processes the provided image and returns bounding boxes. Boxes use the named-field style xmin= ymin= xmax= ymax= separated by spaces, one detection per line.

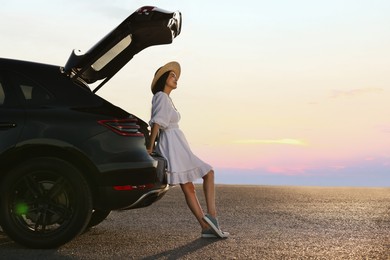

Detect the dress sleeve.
xmin=149 ymin=92 xmax=171 ymax=129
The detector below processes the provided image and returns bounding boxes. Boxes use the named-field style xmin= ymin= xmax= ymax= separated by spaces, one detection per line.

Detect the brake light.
xmin=98 ymin=119 xmax=144 ymax=137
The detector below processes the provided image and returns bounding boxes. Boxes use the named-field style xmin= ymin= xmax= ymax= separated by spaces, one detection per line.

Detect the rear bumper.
xmin=94 ymin=154 xmax=169 ymax=210
xmin=124 ymin=184 xmax=169 ymax=210
xmin=97 ymin=184 xmax=169 ymax=210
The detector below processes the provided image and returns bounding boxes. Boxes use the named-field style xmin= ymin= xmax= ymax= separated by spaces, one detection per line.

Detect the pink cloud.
xmin=266 ymin=165 xmax=309 ymax=176
xmin=377 ymin=125 xmax=390 ymax=133
xmin=330 ymin=87 xmax=383 ymax=99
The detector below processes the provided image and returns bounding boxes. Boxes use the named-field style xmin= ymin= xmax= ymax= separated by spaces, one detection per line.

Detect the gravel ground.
xmin=1 ymin=185 xmax=389 ymax=259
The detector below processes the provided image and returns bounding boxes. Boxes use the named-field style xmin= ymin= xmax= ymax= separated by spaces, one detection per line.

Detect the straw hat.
xmin=151 ymin=61 xmax=181 ymax=92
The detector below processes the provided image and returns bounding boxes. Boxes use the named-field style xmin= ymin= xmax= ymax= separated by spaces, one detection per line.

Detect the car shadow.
xmin=0 ymin=231 xmax=73 ymax=259
xmin=141 ymin=238 xmax=221 ymax=260
xmin=0 ymin=229 xmax=14 ymax=248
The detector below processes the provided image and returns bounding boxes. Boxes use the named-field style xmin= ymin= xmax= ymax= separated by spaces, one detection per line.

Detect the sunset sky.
xmin=1 ymin=0 xmax=389 ymax=186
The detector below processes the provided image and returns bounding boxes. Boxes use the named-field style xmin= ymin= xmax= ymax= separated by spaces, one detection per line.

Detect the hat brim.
xmin=151 ymin=61 xmax=181 ymax=91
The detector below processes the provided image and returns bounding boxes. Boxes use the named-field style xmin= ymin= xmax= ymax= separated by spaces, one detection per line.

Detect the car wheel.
xmin=87 ymin=209 xmax=111 ymax=229
xmin=0 ymin=157 xmax=93 ymax=248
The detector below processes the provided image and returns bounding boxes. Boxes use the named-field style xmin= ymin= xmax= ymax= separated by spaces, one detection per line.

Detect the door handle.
xmin=0 ymin=122 xmax=17 ymax=129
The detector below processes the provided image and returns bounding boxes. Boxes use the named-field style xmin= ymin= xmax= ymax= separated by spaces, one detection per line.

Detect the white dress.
xmin=149 ymin=92 xmax=212 ymax=184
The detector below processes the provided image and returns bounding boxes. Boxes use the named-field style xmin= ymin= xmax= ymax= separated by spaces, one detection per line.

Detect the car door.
xmin=0 ymin=71 xmax=25 ymax=155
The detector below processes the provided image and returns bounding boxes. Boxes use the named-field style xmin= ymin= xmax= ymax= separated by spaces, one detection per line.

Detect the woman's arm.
xmin=147 ymin=123 xmax=160 ymax=154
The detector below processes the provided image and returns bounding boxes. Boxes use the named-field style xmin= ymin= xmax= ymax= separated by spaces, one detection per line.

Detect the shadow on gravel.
xmin=141 ymin=238 xmax=220 ymax=260
xmin=0 ymin=229 xmax=14 ymax=248
xmin=0 ymin=231 xmax=73 ymax=260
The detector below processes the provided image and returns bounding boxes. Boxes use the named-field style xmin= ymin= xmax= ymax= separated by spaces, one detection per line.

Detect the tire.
xmin=0 ymin=157 xmax=93 ymax=248
xmin=87 ymin=209 xmax=111 ymax=229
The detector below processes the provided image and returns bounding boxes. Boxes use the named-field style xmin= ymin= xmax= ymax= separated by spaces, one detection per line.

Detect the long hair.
xmin=152 ymin=71 xmax=170 ymax=94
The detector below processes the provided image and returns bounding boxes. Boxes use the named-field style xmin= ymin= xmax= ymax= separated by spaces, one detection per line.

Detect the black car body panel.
xmin=0 ymin=6 xmax=180 ymax=248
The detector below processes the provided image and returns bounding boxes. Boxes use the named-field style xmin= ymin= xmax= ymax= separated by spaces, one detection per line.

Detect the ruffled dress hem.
xmin=168 ymin=165 xmax=212 ymax=185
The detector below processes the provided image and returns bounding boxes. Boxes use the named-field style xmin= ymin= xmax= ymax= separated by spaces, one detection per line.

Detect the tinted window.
xmin=20 ymin=84 xmax=51 ymax=104
xmin=9 ymin=72 xmax=54 ymax=106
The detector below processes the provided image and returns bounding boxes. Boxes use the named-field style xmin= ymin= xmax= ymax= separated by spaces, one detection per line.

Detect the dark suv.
xmin=0 ymin=6 xmax=181 ymax=249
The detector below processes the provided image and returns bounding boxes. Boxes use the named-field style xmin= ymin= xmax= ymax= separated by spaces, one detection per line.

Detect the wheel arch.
xmin=0 ymin=143 xmax=100 ymax=200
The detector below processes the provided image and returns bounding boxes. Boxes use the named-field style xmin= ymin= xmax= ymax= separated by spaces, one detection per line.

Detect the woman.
xmin=147 ymin=61 xmax=229 ymax=238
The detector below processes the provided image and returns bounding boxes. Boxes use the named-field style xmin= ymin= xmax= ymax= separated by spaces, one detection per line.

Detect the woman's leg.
xmin=180 ymin=182 xmax=209 ymax=230
xmin=202 ymin=170 xmax=229 ymax=237
xmin=202 ymin=170 xmax=217 ymax=217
